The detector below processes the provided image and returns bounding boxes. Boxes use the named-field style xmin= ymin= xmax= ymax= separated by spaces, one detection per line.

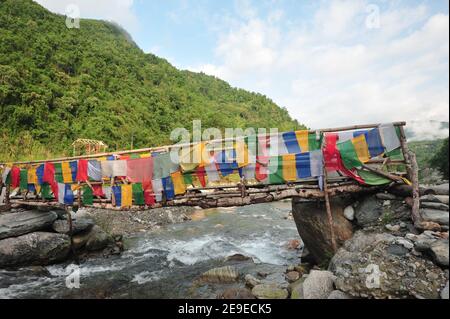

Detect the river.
xmin=0 ymin=201 xmax=303 ymax=299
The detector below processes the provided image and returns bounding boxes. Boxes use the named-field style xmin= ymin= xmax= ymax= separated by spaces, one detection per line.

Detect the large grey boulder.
xmin=420 ymin=209 xmax=449 ymax=226
xmin=425 ymin=184 xmax=449 ymax=196
xmin=328 ymin=290 xmax=353 ymax=299
xmin=72 ymin=225 xmax=114 ymax=251
xmin=0 ymin=232 xmax=70 ymax=268
xmin=329 ymin=231 xmax=447 ymax=299
xmin=0 ymin=211 xmax=58 ymax=240
xmin=441 ymin=282 xmax=449 ymax=299
xmin=420 ymin=202 xmax=449 ymax=211
xmin=354 ymin=196 xmax=383 ymax=227
xmin=420 ymin=195 xmax=449 ymax=205
xmin=429 ymin=240 xmax=449 ymax=268
xmin=52 ymin=219 xmax=94 ymax=235
xmin=302 ymin=270 xmax=335 ymax=299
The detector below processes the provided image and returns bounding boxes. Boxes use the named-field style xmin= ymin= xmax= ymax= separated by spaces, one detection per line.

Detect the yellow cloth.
xmin=71 ymin=184 xmax=82 ymax=192
xmin=179 ymin=143 xmax=208 ymax=172
xmin=97 ymin=157 xmax=107 ymax=161
xmin=352 ymin=135 xmax=370 ymax=163
xmin=295 ymin=130 xmax=309 ymax=153
xmin=235 ymin=140 xmax=249 ymax=168
xmin=121 ymin=184 xmax=133 ymax=207
xmin=171 ymin=171 xmax=187 ymax=195
xmin=61 ymin=162 xmax=73 ymax=183
xmin=282 ymin=154 xmax=297 ymax=182
xmin=140 ymin=153 xmax=151 ymax=158
xmin=27 ymin=167 xmax=38 ymax=185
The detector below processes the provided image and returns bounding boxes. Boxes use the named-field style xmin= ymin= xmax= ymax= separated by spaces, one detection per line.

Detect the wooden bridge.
xmin=0 ymin=122 xmax=420 ymax=232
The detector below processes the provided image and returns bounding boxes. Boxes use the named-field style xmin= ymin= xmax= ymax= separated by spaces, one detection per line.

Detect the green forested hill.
xmin=0 ymin=0 xmax=302 ymax=161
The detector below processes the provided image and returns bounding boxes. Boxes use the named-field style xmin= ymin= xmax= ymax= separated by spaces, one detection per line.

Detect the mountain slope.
xmin=0 ymin=0 xmax=302 ymax=161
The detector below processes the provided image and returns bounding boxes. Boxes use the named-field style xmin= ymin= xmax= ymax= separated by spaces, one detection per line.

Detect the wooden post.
xmin=398 ymin=126 xmax=422 ymax=227
xmin=322 ymin=158 xmax=337 ymax=253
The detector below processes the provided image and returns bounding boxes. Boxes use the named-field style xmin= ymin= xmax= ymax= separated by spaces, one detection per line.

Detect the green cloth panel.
xmin=54 ymin=163 xmax=64 ymax=183
xmin=183 ymin=173 xmax=193 ymax=185
xmin=132 ymin=183 xmax=145 ymax=205
xmin=337 ymin=140 xmax=362 ymax=169
xmin=308 ymin=132 xmax=322 ymax=151
xmin=19 ymin=169 xmax=28 ymax=191
xmin=82 ymin=185 xmax=94 ymax=205
xmin=153 ymin=153 xmax=179 ymax=179
xmin=130 ymin=154 xmax=141 ymax=159
xmin=5 ymin=171 xmax=11 ymax=185
xmin=41 ymin=183 xmax=52 ymax=199
xmin=269 ymin=156 xmax=284 ymax=184
xmin=385 ymin=148 xmax=404 ymax=161
xmin=357 ymin=169 xmax=391 ymax=186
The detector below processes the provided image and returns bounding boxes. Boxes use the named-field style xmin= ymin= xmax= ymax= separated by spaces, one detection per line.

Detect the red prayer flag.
xmin=11 ymin=166 xmax=21 ymax=188
xmin=92 ymin=184 xmax=105 ymax=197
xmin=196 ymin=166 xmax=207 ymax=188
xmin=76 ymin=160 xmax=88 ymax=182
xmin=43 ymin=162 xmax=55 ymax=184
xmin=143 ymin=181 xmax=156 ymax=206
xmin=127 ymin=157 xmax=153 ymax=183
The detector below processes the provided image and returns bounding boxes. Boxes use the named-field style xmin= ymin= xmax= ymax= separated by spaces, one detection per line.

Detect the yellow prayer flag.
xmin=352 ymin=135 xmax=370 ymax=163
xmin=179 ymin=143 xmax=209 ymax=172
xmin=140 ymin=153 xmax=151 ymax=158
xmin=121 ymin=184 xmax=133 ymax=207
xmin=171 ymin=171 xmax=187 ymax=195
xmin=235 ymin=140 xmax=249 ymax=168
xmin=295 ymin=130 xmax=309 ymax=153
xmin=27 ymin=167 xmax=38 ymax=185
xmin=61 ymin=162 xmax=73 ymax=183
xmin=282 ymin=154 xmax=297 ymax=182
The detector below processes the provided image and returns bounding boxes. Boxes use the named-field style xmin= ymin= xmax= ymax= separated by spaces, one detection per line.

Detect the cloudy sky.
xmin=35 ymin=0 xmax=449 ymax=133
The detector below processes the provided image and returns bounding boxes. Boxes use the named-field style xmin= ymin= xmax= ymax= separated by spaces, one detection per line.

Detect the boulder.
xmin=0 ymin=211 xmax=58 ymax=240
xmin=420 ymin=202 xmax=449 ymax=211
xmin=376 ymin=193 xmax=398 ymax=200
xmin=441 ymin=282 xmax=449 ymax=299
xmin=200 ymin=266 xmax=239 ymax=283
xmin=285 ymin=271 xmax=300 ymax=283
xmin=292 ymin=197 xmax=353 ymax=264
xmin=302 ymin=270 xmax=335 ymax=299
xmin=327 ymin=290 xmax=353 ymax=299
xmin=251 ymin=284 xmax=288 ymax=299
xmin=72 ymin=225 xmax=114 ymax=251
xmin=420 ymin=209 xmax=449 ymax=226
xmin=218 ymin=288 xmax=255 ymax=299
xmin=244 ymin=274 xmax=261 ymax=288
xmin=354 ymin=196 xmax=383 ymax=227
xmin=436 ymin=196 xmax=450 ymax=205
xmin=429 ymin=240 xmax=449 ymax=268
xmin=425 ymin=184 xmax=449 ymax=196
xmin=420 ymin=195 xmax=449 ymax=205
xmin=52 ymin=219 xmax=94 ymax=235
xmin=289 ymin=279 xmax=305 ymax=299
xmin=225 ymin=254 xmax=252 ymax=262
xmin=0 ymin=232 xmax=70 ymax=268
xmin=329 ymin=231 xmax=447 ymax=299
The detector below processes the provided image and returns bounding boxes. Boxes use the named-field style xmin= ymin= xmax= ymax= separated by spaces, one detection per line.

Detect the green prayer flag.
xmin=357 ymin=169 xmax=391 ymax=186
xmin=19 ymin=169 xmax=28 ymax=191
xmin=41 ymin=183 xmax=52 ymax=199
xmin=82 ymin=185 xmax=94 ymax=205
xmin=5 ymin=171 xmax=11 ymax=186
xmin=337 ymin=140 xmax=362 ymax=169
xmin=183 ymin=173 xmax=193 ymax=186
xmin=54 ymin=163 xmax=64 ymax=183
xmin=130 ymin=154 xmax=141 ymax=159
xmin=269 ymin=156 xmax=284 ymax=184
xmin=132 ymin=183 xmax=145 ymax=205
xmin=308 ymin=132 xmax=322 ymax=151
xmin=385 ymin=148 xmax=404 ymax=161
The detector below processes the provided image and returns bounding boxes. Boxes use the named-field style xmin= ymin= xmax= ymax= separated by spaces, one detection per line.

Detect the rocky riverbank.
xmin=291 ymin=182 xmax=449 ymax=299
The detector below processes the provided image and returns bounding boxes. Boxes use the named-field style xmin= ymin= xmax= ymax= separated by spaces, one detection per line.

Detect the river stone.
xmin=376 ymin=193 xmax=398 ymax=200
xmin=329 ymin=231 xmax=447 ymax=299
xmin=421 ymin=195 xmax=449 ymax=205
xmin=0 ymin=232 xmax=70 ymax=268
xmin=0 ymin=211 xmax=58 ymax=240
xmin=201 ymin=266 xmax=239 ymax=283
xmin=52 ymin=219 xmax=94 ymax=235
xmin=292 ymin=197 xmax=353 ymax=264
xmin=285 ymin=271 xmax=300 ymax=283
xmin=436 ymin=196 xmax=450 ymax=205
xmin=441 ymin=282 xmax=449 ymax=299
xmin=85 ymin=226 xmax=114 ymax=252
xmin=429 ymin=240 xmax=449 ymax=268
xmin=251 ymin=284 xmax=288 ymax=299
xmin=244 ymin=274 xmax=261 ymax=288
xmin=420 ymin=209 xmax=449 ymax=226
xmin=302 ymin=270 xmax=335 ymax=299
xmin=289 ymin=279 xmax=305 ymax=299
xmin=420 ymin=202 xmax=449 ymax=211
xmin=327 ymin=290 xmax=353 ymax=299
xmin=343 ymin=205 xmax=355 ymax=221
xmin=354 ymin=196 xmax=383 ymax=227
xmin=219 ymin=288 xmax=255 ymax=299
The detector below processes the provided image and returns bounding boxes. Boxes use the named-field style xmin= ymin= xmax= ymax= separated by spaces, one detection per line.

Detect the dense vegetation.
xmin=0 ymin=0 xmax=302 ymax=161
xmin=429 ymin=138 xmax=449 ymax=180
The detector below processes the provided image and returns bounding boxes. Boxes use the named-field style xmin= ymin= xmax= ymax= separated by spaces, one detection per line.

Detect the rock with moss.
xmin=251 ymin=284 xmax=288 ymax=299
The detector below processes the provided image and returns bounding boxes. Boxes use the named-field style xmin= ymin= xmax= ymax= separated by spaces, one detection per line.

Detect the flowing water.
xmin=0 ymin=201 xmax=303 ymax=299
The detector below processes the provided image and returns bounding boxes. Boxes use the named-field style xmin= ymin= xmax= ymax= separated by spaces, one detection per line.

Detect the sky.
xmin=34 ymin=0 xmax=449 ymax=135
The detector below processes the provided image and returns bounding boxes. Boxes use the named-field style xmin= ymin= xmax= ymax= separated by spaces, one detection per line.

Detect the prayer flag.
xmin=82 ymin=185 xmax=93 ymax=205
xmin=152 ymin=179 xmax=164 ymax=202
xmin=153 ymin=153 xmax=179 ymax=179
xmin=143 ymin=181 xmax=155 ymax=206
xmin=76 ymin=160 xmax=88 ymax=182
xmin=352 ymin=134 xmax=370 ymax=164
xmin=27 ymin=167 xmax=38 ymax=185
xmin=43 ymin=163 xmax=55 ymax=184
xmin=88 ymin=160 xmax=103 ymax=181
xmin=171 ymin=171 xmax=187 ymax=195
xmin=1 ymin=166 xmax=11 ymax=184
xmin=19 ymin=169 xmax=28 ymax=191
xmin=127 ymin=157 xmax=153 ymax=183
xmin=296 ymin=153 xmax=312 ymax=179
xmin=295 ymin=130 xmax=309 ymax=153
xmin=282 ymin=131 xmax=301 ymax=154
xmin=121 ymin=184 xmax=133 ymax=207
xmin=162 ymin=176 xmax=175 ymax=201
xmin=282 ymin=154 xmax=297 ymax=182
xmin=11 ymin=166 xmax=21 ymax=188
xmin=379 ymin=123 xmax=401 ymax=152
xmin=101 ymin=160 xmax=127 ymax=178
xmin=268 ymin=156 xmax=284 ymax=184
xmin=337 ymin=139 xmax=362 ymax=169
xmin=54 ymin=163 xmax=64 ymax=183
xmin=112 ymin=186 xmax=122 ymax=207
xmin=69 ymin=161 xmax=78 ymax=182
xmin=132 ymin=183 xmax=145 ymax=206
xmin=366 ymin=128 xmax=385 ymax=158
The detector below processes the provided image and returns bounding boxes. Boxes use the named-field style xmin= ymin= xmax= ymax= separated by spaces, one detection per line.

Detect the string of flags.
xmin=0 ymin=123 xmax=404 ymax=208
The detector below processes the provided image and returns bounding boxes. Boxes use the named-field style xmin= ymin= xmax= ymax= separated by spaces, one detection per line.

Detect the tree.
xmin=430 ymin=138 xmax=449 ymax=180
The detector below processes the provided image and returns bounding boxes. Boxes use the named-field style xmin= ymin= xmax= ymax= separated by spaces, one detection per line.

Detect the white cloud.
xmin=34 ymin=0 xmax=138 ymax=32
xmin=188 ymin=1 xmax=449 ymax=135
